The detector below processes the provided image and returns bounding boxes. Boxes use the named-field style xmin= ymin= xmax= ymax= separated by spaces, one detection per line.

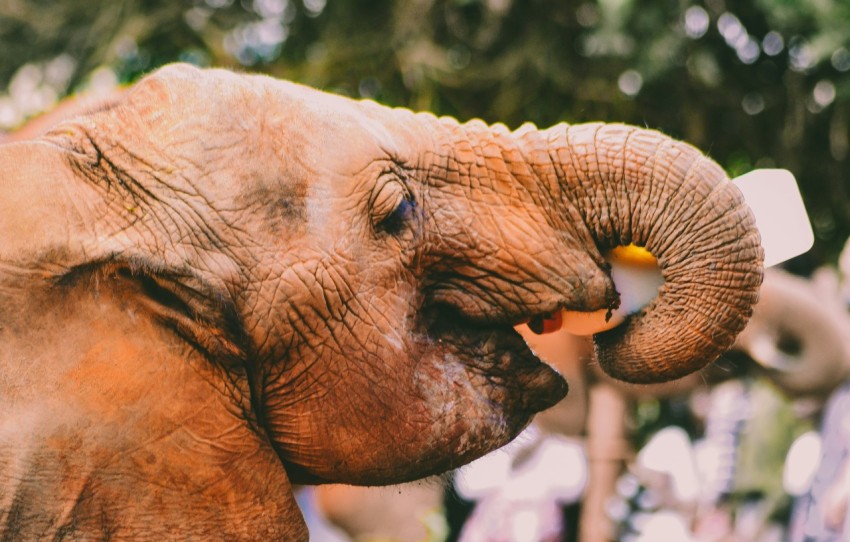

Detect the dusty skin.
xmin=0 ymin=64 xmax=762 ymax=540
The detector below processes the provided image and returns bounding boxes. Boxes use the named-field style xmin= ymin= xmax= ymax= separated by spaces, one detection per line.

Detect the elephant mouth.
xmin=422 ymin=305 xmax=569 ymax=413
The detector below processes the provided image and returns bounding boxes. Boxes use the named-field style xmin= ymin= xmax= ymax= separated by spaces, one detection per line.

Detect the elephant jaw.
xmin=422 ymin=305 xmax=569 ymax=413
xmin=273 ymin=309 xmax=569 ymax=488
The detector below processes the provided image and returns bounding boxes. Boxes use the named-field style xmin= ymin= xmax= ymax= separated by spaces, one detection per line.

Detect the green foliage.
xmin=2 ymin=0 xmax=849 ymax=268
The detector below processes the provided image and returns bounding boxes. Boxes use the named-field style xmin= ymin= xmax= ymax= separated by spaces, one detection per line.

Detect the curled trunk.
xmin=520 ymin=123 xmax=764 ymax=383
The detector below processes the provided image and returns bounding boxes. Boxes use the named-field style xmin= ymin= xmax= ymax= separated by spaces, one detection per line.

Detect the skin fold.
xmin=0 ymin=64 xmax=762 ymax=540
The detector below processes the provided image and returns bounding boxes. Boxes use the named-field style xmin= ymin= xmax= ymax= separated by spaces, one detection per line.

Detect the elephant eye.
xmin=372 ymin=180 xmax=415 ymax=236
xmin=380 ymin=198 xmax=415 ymax=236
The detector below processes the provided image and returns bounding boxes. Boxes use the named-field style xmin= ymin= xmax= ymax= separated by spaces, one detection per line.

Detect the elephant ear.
xmin=0 ymin=140 xmax=307 ymax=538
xmin=0 ymin=138 xmax=244 ymax=368
xmin=0 ymin=140 xmax=89 ymax=263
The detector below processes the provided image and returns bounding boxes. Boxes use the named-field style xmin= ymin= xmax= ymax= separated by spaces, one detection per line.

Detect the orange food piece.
xmin=561 ymin=308 xmax=624 ymax=336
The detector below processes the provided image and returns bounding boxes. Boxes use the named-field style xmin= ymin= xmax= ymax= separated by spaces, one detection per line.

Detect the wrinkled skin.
xmin=0 ymin=64 xmax=762 ymax=540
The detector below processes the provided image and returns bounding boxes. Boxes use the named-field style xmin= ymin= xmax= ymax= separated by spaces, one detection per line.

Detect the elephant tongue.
xmin=527 ymin=310 xmax=563 ymax=335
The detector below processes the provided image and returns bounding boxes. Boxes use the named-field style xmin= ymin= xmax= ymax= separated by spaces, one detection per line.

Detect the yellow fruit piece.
xmin=606 ymin=244 xmax=658 ymax=268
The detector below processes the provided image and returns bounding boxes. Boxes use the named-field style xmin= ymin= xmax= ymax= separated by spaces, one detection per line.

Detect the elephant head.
xmin=735 ymin=268 xmax=850 ymax=396
xmin=0 ymin=64 xmax=762 ymax=539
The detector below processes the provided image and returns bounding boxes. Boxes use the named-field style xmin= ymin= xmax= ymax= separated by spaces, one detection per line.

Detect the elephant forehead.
xmin=119 ymin=64 xmax=424 ymax=177
xmin=262 ymin=85 xmax=415 ymax=172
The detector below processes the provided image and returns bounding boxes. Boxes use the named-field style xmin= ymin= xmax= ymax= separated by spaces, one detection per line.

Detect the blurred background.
xmin=1 ymin=0 xmax=849 ymax=267
xmin=3 ymin=1 xmax=850 ymax=541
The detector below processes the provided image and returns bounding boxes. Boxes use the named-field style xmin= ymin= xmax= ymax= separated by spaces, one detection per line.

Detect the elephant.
xmin=735 ymin=268 xmax=850 ymax=396
xmin=0 ymin=63 xmax=762 ymax=540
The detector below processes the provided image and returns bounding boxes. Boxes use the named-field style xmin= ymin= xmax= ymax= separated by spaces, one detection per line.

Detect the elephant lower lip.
xmin=424 ymin=309 xmax=568 ymax=410
xmin=494 ymin=331 xmax=568 ymax=411
xmin=519 ymin=360 xmax=569 ymax=411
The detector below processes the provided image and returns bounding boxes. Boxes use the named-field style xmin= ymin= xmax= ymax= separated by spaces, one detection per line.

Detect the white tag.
xmin=732 ymin=169 xmax=813 ymax=267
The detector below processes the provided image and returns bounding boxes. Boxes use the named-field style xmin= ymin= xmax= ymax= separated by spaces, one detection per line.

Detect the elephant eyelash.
xmin=371 ymin=162 xmax=418 ymax=237
xmin=376 ymin=195 xmax=416 ymax=236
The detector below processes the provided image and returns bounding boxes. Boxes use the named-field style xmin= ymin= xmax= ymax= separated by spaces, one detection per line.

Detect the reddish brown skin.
xmin=0 ymin=64 xmax=762 ymax=540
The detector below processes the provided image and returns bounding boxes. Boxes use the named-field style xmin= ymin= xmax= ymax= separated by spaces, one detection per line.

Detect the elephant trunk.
xmin=520 ymin=123 xmax=763 ymax=383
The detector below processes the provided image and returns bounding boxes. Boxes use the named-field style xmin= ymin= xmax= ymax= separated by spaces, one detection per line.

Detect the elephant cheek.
xmin=407 ymin=349 xmax=537 ymax=468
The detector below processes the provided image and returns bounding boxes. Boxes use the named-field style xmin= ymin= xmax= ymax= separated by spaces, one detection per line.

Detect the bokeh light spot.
xmin=684 ymin=6 xmax=709 ymax=39
xmin=832 ymin=47 xmax=850 ymax=72
xmin=813 ymin=80 xmax=836 ymax=108
xmin=762 ymin=31 xmax=784 ymax=56
xmin=618 ymin=70 xmax=643 ymax=97
xmin=742 ymin=92 xmax=765 ymax=115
